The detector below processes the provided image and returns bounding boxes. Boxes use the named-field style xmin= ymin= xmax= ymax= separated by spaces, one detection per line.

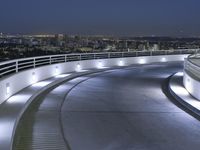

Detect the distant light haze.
xmin=0 ymin=0 xmax=200 ymax=37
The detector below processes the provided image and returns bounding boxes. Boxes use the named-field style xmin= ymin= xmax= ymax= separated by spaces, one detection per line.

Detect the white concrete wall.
xmin=0 ymin=55 xmax=188 ymax=104
xmin=183 ymin=71 xmax=200 ymax=100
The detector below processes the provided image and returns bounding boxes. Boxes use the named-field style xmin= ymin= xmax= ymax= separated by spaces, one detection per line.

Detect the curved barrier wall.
xmin=184 ymin=55 xmax=200 ymax=100
xmin=0 ymin=53 xmax=190 ymax=105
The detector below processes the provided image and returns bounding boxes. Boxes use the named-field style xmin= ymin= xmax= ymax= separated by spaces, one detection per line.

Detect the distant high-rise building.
xmin=152 ymin=44 xmax=159 ymax=51
xmin=56 ymin=34 xmax=65 ymax=41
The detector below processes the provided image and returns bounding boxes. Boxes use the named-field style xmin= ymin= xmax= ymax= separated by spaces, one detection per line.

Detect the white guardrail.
xmin=0 ymin=49 xmax=198 ymax=79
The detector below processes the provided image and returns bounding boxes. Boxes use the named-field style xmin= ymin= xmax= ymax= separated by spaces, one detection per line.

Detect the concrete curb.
xmin=0 ymin=67 xmax=115 ymax=150
xmin=11 ymin=68 xmax=114 ymax=150
xmin=168 ymin=73 xmax=200 ymax=117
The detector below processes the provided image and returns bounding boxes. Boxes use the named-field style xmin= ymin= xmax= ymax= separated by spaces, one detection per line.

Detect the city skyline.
xmin=0 ymin=0 xmax=200 ymax=37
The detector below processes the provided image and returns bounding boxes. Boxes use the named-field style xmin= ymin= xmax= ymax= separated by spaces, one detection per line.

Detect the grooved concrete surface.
xmin=15 ymin=62 xmax=200 ymax=150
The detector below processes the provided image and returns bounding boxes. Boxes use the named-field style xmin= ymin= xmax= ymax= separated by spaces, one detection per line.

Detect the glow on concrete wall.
xmin=183 ymin=71 xmax=200 ymax=100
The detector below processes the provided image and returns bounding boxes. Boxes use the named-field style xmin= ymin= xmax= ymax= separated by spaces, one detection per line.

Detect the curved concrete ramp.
xmin=14 ymin=62 xmax=200 ymax=150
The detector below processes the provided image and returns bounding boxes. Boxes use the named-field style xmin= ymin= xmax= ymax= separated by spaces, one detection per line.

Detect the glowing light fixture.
xmin=97 ymin=61 xmax=103 ymax=68
xmin=55 ymin=66 xmax=59 ymax=75
xmin=118 ymin=60 xmax=124 ymax=66
xmin=76 ymin=63 xmax=81 ymax=72
xmin=139 ymin=58 xmax=145 ymax=64
xmin=161 ymin=57 xmax=166 ymax=62
xmin=32 ymin=72 xmax=36 ymax=83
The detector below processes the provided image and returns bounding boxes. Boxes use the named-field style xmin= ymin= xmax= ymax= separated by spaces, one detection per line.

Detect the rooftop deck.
xmin=10 ymin=62 xmax=200 ymax=150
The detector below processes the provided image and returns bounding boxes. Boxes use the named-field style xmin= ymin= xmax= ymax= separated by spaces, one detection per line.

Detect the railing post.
xmin=195 ymin=49 xmax=198 ymax=55
xmin=108 ymin=53 xmax=110 ymax=59
xmin=50 ymin=56 xmax=52 ymax=64
xmin=33 ymin=58 xmax=36 ymax=68
xmin=80 ymin=54 xmax=81 ymax=61
xmin=65 ymin=55 xmax=67 ymax=62
xmin=16 ymin=61 xmax=18 ymax=73
xmin=165 ymin=50 xmax=167 ymax=55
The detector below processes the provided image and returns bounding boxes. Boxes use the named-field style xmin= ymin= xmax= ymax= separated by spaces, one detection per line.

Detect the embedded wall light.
xmin=139 ymin=58 xmax=145 ymax=64
xmin=98 ymin=61 xmax=103 ymax=68
xmin=32 ymin=72 xmax=36 ymax=83
xmin=6 ymin=83 xmax=10 ymax=95
xmin=161 ymin=57 xmax=166 ymax=62
xmin=55 ymin=66 xmax=59 ymax=75
xmin=118 ymin=60 xmax=124 ymax=66
xmin=76 ymin=63 xmax=81 ymax=72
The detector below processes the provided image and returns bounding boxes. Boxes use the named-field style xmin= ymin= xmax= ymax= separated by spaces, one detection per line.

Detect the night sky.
xmin=0 ymin=0 xmax=200 ymax=36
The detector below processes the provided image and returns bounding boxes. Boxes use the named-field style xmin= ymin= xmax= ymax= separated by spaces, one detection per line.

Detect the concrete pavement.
xmin=5 ymin=62 xmax=200 ymax=150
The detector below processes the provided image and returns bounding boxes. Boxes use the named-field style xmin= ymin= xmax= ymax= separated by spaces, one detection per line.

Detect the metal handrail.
xmin=0 ymin=49 xmax=198 ymax=79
